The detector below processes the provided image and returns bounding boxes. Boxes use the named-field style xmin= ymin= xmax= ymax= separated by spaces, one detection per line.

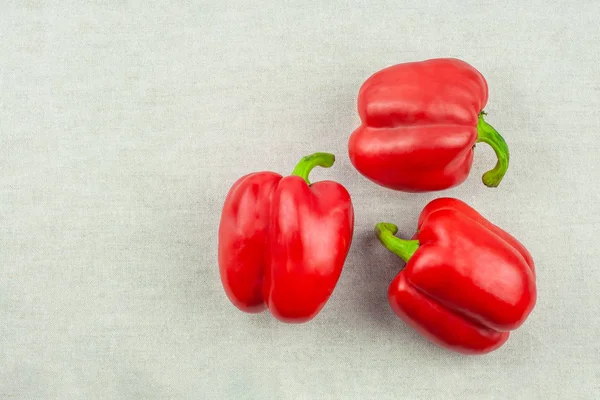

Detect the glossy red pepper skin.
xmin=376 ymin=198 xmax=536 ymax=355
xmin=349 ymin=58 xmax=510 ymax=192
xmin=218 ymin=153 xmax=354 ymax=323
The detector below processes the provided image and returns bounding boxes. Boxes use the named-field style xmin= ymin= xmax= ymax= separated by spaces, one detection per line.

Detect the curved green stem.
xmin=291 ymin=152 xmax=335 ymax=185
xmin=374 ymin=222 xmax=419 ymax=263
xmin=477 ymin=112 xmax=510 ymax=187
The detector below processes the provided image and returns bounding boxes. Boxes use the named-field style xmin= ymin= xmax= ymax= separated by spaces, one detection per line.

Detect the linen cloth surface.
xmin=1 ymin=1 xmax=599 ymax=398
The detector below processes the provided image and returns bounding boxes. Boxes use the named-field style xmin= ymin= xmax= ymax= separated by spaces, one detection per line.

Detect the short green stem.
xmin=291 ymin=152 xmax=335 ymax=185
xmin=374 ymin=222 xmax=419 ymax=263
xmin=477 ymin=112 xmax=510 ymax=187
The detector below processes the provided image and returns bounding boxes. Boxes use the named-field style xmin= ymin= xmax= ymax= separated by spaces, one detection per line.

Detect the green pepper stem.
xmin=374 ymin=222 xmax=419 ymax=262
xmin=291 ymin=152 xmax=335 ymax=185
xmin=477 ymin=112 xmax=510 ymax=187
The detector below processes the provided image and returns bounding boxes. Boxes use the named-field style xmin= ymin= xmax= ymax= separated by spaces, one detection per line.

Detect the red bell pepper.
xmin=348 ymin=58 xmax=510 ymax=192
xmin=218 ymin=152 xmax=354 ymax=323
xmin=375 ymin=198 xmax=536 ymax=355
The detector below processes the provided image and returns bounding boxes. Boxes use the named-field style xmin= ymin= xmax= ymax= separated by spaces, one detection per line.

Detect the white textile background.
xmin=1 ymin=1 xmax=599 ymax=399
